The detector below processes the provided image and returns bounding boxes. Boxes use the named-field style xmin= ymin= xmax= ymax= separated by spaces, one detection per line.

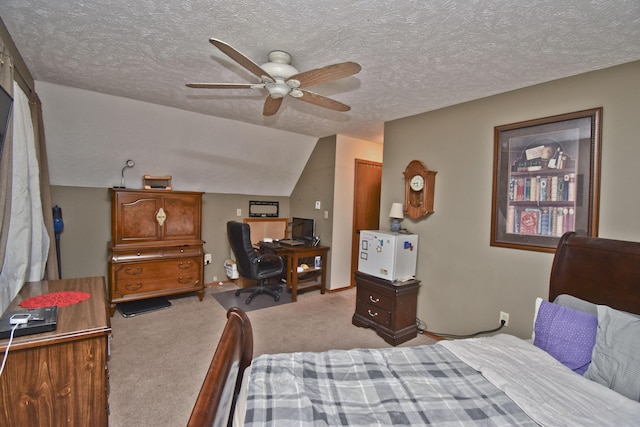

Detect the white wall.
xmin=37 ymin=81 xmax=317 ymax=196
xmin=329 ymin=135 xmax=383 ymax=289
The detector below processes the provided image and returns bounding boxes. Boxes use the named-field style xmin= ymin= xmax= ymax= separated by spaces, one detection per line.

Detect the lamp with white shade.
xmin=389 ymin=202 xmax=404 ymax=232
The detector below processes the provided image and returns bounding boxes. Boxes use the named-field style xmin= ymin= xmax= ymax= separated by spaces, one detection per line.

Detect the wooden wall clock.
xmin=403 ymin=160 xmax=437 ymax=219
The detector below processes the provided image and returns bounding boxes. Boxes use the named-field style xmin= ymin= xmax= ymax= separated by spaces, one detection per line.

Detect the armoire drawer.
xmin=111 ymin=248 xmax=164 ymax=262
xmin=164 ymin=246 xmax=203 ymax=257
xmin=112 ymin=257 xmax=201 ymax=297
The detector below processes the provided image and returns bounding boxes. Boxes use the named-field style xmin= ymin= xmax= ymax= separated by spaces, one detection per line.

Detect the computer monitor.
xmin=291 ymin=217 xmax=314 ymax=242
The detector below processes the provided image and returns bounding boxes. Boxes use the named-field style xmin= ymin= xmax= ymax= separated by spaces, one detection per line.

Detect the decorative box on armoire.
xmin=108 ymin=188 xmax=205 ymax=316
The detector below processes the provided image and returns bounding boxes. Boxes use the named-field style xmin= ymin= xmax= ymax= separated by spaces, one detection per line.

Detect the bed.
xmin=187 ymin=232 xmax=640 ymax=426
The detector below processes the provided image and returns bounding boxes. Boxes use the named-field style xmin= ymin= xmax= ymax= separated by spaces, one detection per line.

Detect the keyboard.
xmin=278 ymin=239 xmax=305 ymax=246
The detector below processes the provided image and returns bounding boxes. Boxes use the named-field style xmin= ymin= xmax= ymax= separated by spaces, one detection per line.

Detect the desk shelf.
xmin=260 ymin=243 xmax=330 ymax=302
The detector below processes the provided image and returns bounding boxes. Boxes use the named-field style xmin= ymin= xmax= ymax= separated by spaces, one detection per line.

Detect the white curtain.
xmin=0 ymin=81 xmax=49 ymax=312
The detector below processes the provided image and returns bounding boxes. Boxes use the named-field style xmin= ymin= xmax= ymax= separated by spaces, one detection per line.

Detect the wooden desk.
xmin=0 ymin=277 xmax=111 ymax=427
xmin=260 ymin=244 xmax=329 ymax=302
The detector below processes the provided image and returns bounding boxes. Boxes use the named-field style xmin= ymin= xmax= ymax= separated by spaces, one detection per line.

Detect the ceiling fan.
xmin=187 ymin=38 xmax=362 ymax=116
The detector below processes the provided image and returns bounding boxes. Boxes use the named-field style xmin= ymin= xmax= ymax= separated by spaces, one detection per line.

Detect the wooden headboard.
xmin=549 ymin=232 xmax=640 ymax=315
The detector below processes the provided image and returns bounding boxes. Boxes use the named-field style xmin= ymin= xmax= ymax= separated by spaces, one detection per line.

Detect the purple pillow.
xmin=533 ymin=300 xmax=597 ymax=374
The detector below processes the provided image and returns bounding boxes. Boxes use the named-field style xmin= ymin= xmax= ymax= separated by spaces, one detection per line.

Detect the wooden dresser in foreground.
xmin=352 ymin=271 xmax=420 ymax=346
xmin=108 ymin=189 xmax=205 ymax=316
xmin=0 ymin=276 xmax=111 ymax=426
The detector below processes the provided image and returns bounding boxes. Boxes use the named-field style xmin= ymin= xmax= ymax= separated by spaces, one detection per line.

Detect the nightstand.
xmin=352 ymin=271 xmax=420 ymax=345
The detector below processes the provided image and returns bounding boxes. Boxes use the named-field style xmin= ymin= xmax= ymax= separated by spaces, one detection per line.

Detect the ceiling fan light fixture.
xmin=261 ymin=51 xmax=298 ymax=79
xmin=287 ymin=79 xmax=301 ymax=89
xmin=189 ymin=39 xmax=361 ymax=116
xmin=261 ymin=62 xmax=298 ymax=79
xmin=266 ymin=81 xmax=291 ymax=98
xmin=267 ymin=50 xmax=291 ymax=64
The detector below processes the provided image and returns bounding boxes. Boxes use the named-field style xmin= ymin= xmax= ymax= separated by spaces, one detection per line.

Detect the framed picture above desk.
xmin=244 ymin=217 xmax=288 ymax=246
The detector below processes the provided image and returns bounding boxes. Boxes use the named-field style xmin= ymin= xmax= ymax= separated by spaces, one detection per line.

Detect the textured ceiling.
xmin=1 ymin=1 xmax=640 ymax=144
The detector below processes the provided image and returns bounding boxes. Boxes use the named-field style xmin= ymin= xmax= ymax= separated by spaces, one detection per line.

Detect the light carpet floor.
xmin=107 ymin=284 xmax=438 ymax=427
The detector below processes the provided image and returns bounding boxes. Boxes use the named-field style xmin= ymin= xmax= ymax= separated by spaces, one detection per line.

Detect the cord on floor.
xmin=416 ymin=317 xmax=506 ymax=339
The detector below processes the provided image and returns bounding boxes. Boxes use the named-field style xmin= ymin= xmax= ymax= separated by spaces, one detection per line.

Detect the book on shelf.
xmin=568 ymin=173 xmax=576 ymax=202
xmin=530 ymin=176 xmax=539 ymax=202
xmin=517 ymin=178 xmax=524 ymax=201
xmin=549 ymin=176 xmax=558 ymax=202
xmin=555 ymin=207 xmax=564 ymax=236
xmin=519 ymin=209 xmax=540 ymax=235
xmin=509 ymin=177 xmax=515 ymax=201
xmin=507 ymin=205 xmax=515 ymax=233
xmin=539 ymin=178 xmax=548 ymax=201
xmin=540 ymin=207 xmax=550 ymax=236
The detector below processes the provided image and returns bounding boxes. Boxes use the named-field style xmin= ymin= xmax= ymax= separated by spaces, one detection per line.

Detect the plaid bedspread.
xmin=242 ymin=344 xmax=537 ymax=426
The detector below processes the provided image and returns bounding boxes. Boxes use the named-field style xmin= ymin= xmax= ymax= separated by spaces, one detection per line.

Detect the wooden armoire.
xmin=108 ymin=189 xmax=204 ymax=316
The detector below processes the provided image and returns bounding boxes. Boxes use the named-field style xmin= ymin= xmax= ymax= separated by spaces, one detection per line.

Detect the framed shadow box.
xmin=490 ymin=108 xmax=602 ymax=252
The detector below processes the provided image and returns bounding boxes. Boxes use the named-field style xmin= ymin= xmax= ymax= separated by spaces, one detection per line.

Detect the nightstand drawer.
xmin=355 ymin=301 xmax=391 ymax=327
xmin=356 ymin=286 xmax=392 ymax=310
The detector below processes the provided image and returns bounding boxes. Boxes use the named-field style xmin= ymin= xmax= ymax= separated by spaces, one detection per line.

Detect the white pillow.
xmin=585 ymin=305 xmax=640 ymax=401
xmin=531 ymin=297 xmax=543 ymax=342
xmin=553 ymin=294 xmax=597 ymax=316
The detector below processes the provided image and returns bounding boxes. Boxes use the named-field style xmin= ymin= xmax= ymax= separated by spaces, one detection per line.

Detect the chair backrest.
xmin=227 ymin=221 xmax=258 ymax=280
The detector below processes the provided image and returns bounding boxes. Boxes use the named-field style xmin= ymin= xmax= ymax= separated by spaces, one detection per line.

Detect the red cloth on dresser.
xmin=19 ymin=291 xmax=91 ymax=309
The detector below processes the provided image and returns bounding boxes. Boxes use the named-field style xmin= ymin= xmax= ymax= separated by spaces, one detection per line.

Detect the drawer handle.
xmin=369 ymin=295 xmax=380 ymax=303
xmin=178 ymin=275 xmax=193 ymax=284
xmin=367 ymin=309 xmax=378 ymax=318
xmin=125 ymin=266 xmax=143 ymax=275
xmin=178 ymin=261 xmax=193 ymax=269
xmin=125 ymin=282 xmax=143 ymax=291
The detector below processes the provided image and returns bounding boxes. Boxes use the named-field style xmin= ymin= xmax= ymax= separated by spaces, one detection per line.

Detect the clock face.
xmin=410 ymin=174 xmax=424 ymax=191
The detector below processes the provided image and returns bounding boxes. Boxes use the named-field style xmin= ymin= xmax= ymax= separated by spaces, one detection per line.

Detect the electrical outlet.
xmin=213 ymin=275 xmax=218 ymax=282
xmin=204 ymin=253 xmax=212 ymax=265
xmin=499 ymin=311 xmax=510 ymax=326
xmin=236 ymin=208 xmax=242 ymax=216
xmin=315 ymin=201 xmax=321 ymax=209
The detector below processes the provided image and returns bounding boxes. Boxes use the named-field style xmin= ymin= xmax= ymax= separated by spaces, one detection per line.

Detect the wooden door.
xmin=350 ymin=159 xmax=382 ymax=286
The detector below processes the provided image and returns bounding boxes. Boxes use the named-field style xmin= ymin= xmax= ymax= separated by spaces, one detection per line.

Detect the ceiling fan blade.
xmin=209 ymin=38 xmax=272 ymax=80
xmin=297 ymin=90 xmax=351 ymax=112
xmin=288 ymin=62 xmax=361 ymax=88
xmin=186 ymin=83 xmax=261 ymax=89
xmin=263 ymin=96 xmax=284 ymax=116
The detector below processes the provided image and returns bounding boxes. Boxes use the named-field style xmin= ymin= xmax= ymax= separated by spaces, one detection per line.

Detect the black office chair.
xmin=227 ymin=221 xmax=285 ymax=305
